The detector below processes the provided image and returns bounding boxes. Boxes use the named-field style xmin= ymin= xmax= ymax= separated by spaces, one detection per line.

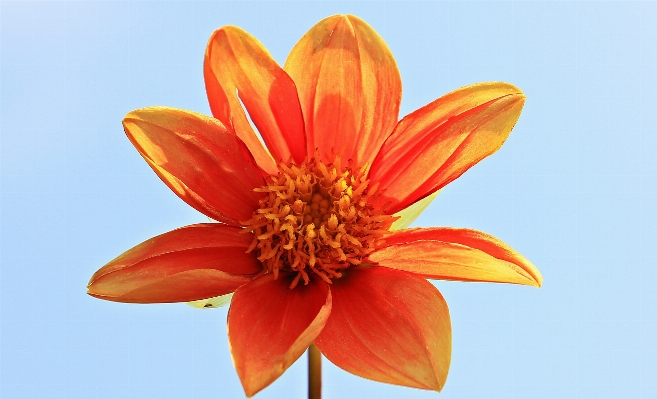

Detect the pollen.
xmin=242 ymin=154 xmax=396 ymax=288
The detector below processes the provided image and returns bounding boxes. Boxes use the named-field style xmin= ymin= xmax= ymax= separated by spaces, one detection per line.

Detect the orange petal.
xmin=87 ymin=224 xmax=261 ymax=303
xmin=284 ymin=15 xmax=401 ymax=167
xmin=368 ymin=227 xmax=542 ymax=287
xmin=369 ymin=82 xmax=525 ymax=214
xmin=205 ymin=26 xmax=306 ymax=171
xmin=123 ymin=106 xmax=266 ymax=225
xmin=315 ymin=266 xmax=451 ymax=391
xmin=228 ymin=274 xmax=332 ymax=397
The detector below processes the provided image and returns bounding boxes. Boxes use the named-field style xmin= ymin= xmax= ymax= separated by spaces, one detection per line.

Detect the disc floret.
xmin=243 ymin=155 xmax=396 ymax=288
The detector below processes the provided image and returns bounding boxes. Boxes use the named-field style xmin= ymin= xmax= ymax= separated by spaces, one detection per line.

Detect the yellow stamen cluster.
xmin=242 ymin=156 xmax=396 ymax=288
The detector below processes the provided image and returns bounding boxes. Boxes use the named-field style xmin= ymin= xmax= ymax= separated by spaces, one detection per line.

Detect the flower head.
xmin=88 ymin=15 xmax=542 ymax=397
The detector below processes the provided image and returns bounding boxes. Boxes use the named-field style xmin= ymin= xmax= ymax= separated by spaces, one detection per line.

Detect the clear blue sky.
xmin=2 ymin=1 xmax=655 ymax=398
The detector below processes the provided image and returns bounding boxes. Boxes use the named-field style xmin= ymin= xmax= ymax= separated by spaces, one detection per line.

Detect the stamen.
xmin=241 ymin=152 xmax=397 ymax=288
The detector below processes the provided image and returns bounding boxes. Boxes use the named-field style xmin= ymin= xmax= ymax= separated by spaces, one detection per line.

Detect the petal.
xmin=228 ymin=274 xmax=332 ymax=397
xmin=87 ymin=224 xmax=261 ymax=303
xmin=315 ymin=267 xmax=451 ymax=391
xmin=205 ymin=26 xmax=307 ymax=171
xmin=369 ymin=227 xmax=542 ymax=287
xmin=370 ymin=82 xmax=525 ymax=214
xmin=284 ymin=15 xmax=401 ymax=167
xmin=390 ymin=190 xmax=440 ymax=231
xmin=123 ymin=107 xmax=266 ymax=225
xmin=187 ymin=292 xmax=233 ymax=309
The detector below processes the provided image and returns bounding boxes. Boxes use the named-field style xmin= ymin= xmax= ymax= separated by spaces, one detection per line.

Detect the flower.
xmin=87 ymin=14 xmax=542 ymax=397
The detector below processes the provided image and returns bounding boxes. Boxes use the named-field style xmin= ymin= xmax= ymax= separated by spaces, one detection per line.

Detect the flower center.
xmin=242 ymin=155 xmax=396 ymax=288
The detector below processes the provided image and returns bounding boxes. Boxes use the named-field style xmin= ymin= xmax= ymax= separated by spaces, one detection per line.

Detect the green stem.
xmin=308 ymin=344 xmax=321 ymax=399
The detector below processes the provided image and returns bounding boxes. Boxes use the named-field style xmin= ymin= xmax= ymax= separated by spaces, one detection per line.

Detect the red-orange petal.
xmin=315 ymin=266 xmax=451 ymax=391
xmin=205 ymin=26 xmax=306 ymax=171
xmin=228 ymin=274 xmax=332 ymax=397
xmin=369 ymin=82 xmax=525 ymax=214
xmin=284 ymin=15 xmax=401 ymax=167
xmin=123 ymin=106 xmax=266 ymax=225
xmin=87 ymin=224 xmax=261 ymax=303
xmin=368 ymin=227 xmax=542 ymax=287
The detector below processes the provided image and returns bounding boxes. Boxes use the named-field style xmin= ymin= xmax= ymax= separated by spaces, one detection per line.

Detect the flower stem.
xmin=308 ymin=344 xmax=321 ymax=399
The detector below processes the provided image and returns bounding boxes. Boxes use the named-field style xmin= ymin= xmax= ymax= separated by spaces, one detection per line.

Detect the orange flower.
xmin=88 ymin=15 xmax=542 ymax=397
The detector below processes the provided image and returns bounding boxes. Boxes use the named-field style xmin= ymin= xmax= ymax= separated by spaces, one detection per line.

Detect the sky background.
xmin=2 ymin=1 xmax=656 ymax=398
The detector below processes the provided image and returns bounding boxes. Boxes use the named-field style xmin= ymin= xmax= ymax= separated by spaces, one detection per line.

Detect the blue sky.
xmin=2 ymin=1 xmax=656 ymax=398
